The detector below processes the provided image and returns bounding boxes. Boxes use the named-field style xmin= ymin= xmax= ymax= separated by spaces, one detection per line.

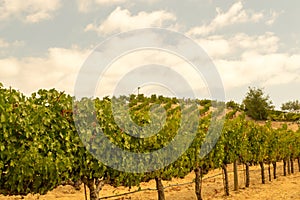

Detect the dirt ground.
xmin=1 ymin=162 xmax=299 ymax=200
xmin=256 ymin=121 xmax=299 ymax=131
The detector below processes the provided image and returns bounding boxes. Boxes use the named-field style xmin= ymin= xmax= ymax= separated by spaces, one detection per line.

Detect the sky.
xmin=0 ymin=0 xmax=299 ymax=109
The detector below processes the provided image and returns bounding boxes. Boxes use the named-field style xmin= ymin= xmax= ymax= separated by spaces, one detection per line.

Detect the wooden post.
xmin=233 ymin=160 xmax=239 ymax=191
xmin=259 ymin=162 xmax=265 ymax=184
xmin=194 ymin=167 xmax=203 ymax=200
xmin=245 ymin=163 xmax=250 ymax=188
xmin=272 ymin=161 xmax=277 ymax=179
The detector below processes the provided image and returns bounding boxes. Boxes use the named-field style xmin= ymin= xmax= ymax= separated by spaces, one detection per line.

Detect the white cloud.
xmin=233 ymin=32 xmax=279 ymax=53
xmin=215 ymin=52 xmax=300 ymax=90
xmin=0 ymin=39 xmax=25 ymax=48
xmin=0 ymin=39 xmax=10 ymax=48
xmin=77 ymin=0 xmax=159 ymax=12
xmin=195 ymin=32 xmax=280 ymax=59
xmin=95 ymin=49 xmax=209 ymax=98
xmin=84 ymin=7 xmax=176 ymax=35
xmin=266 ymin=10 xmax=284 ymax=26
xmin=1 ymin=43 xmax=299 ymax=100
xmin=0 ymin=46 xmax=90 ymax=95
xmin=95 ymin=0 xmax=127 ymax=4
xmin=0 ymin=0 xmax=61 ymax=23
xmin=0 ymin=58 xmax=20 ymax=77
xmin=195 ymin=35 xmax=232 ymax=58
xmin=0 ymin=46 xmax=210 ymax=98
xmin=77 ymin=0 xmax=93 ymax=13
xmin=193 ymin=30 xmax=299 ymax=90
xmin=187 ymin=2 xmax=264 ymax=36
xmin=25 ymin=11 xmax=51 ymax=23
xmin=0 ymin=39 xmax=25 ymax=56
xmin=186 ymin=15 xmax=299 ymax=91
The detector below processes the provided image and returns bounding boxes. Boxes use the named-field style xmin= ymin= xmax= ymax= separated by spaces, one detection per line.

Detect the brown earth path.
xmin=1 ymin=162 xmax=299 ymax=200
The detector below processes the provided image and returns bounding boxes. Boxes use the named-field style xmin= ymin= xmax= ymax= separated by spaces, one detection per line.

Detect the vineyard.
xmin=0 ymin=83 xmax=300 ymax=200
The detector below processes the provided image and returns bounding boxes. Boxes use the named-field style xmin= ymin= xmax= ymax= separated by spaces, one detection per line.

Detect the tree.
xmin=242 ymin=87 xmax=274 ymax=120
xmin=281 ymin=100 xmax=300 ymax=113
xmin=226 ymin=100 xmax=240 ymax=110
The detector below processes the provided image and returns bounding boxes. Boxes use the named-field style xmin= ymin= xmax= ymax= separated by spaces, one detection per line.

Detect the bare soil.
xmin=1 ymin=162 xmax=300 ymax=200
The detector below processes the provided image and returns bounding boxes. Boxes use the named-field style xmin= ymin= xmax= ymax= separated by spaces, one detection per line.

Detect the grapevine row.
xmin=0 ymin=84 xmax=299 ymax=200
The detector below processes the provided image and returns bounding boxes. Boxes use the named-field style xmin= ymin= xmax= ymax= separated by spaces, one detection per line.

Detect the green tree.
xmin=281 ymin=100 xmax=300 ymax=113
xmin=243 ymin=87 xmax=274 ymax=120
xmin=226 ymin=100 xmax=240 ymax=110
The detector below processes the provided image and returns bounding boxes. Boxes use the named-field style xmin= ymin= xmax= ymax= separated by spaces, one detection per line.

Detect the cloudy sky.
xmin=0 ymin=0 xmax=299 ymax=108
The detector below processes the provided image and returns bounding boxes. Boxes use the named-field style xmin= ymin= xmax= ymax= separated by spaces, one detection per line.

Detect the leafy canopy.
xmin=242 ymin=87 xmax=274 ymax=120
xmin=281 ymin=100 xmax=300 ymax=113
